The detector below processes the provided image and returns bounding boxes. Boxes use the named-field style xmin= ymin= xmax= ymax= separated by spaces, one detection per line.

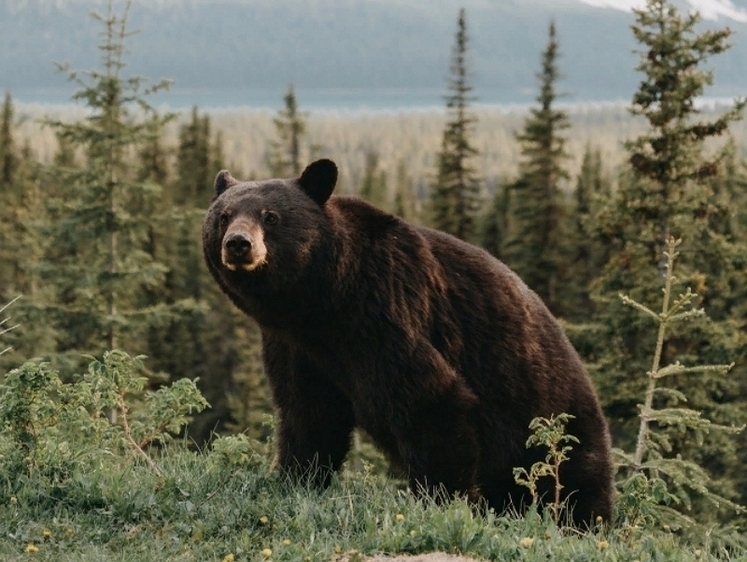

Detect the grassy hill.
xmin=0 ymin=446 xmax=741 ymax=562
xmin=0 ymin=351 xmax=740 ymax=562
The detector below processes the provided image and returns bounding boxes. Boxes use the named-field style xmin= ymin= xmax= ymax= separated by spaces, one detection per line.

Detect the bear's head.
xmin=202 ymin=159 xmax=338 ymax=300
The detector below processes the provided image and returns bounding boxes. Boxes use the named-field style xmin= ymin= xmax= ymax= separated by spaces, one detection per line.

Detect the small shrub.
xmin=513 ymin=412 xmax=578 ymax=524
xmin=0 ymin=350 xmax=209 ymax=488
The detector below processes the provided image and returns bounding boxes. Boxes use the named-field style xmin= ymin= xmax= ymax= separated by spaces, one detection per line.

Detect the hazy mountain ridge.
xmin=579 ymin=0 xmax=747 ymax=21
xmin=1 ymin=0 xmax=746 ymax=106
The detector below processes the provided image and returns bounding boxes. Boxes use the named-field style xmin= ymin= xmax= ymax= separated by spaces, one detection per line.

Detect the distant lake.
xmin=7 ymin=86 xmax=633 ymax=113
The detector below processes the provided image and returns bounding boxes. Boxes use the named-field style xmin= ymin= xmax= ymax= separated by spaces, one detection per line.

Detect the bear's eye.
xmin=219 ymin=212 xmax=229 ymax=227
xmin=263 ymin=211 xmax=279 ymax=226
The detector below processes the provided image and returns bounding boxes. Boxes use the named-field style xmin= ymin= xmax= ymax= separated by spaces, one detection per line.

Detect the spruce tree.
xmin=430 ymin=8 xmax=480 ymax=242
xmin=393 ymin=159 xmax=417 ymax=221
xmin=625 ymin=0 xmax=745 ymax=269
xmin=42 ymin=0 xmax=174 ymax=370
xmin=267 ymin=84 xmax=307 ymax=177
xmin=0 ymin=92 xmax=19 ymax=299
xmin=0 ymin=92 xmax=17 ymax=189
xmin=586 ymin=0 xmax=747 ymax=519
xmin=502 ymin=21 xmax=570 ymax=315
xmin=359 ymin=149 xmax=388 ymax=208
xmin=3 ymin=142 xmax=59 ymax=371
xmin=565 ymin=144 xmax=611 ymax=319
xmin=176 ymin=106 xmax=214 ymax=207
xmin=0 ymin=95 xmax=59 ymax=371
xmin=137 ymin=116 xmax=171 ymax=186
xmin=481 ymin=180 xmax=511 ymax=259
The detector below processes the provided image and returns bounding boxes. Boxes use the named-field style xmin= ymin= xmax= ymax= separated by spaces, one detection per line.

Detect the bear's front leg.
xmin=263 ymin=336 xmax=355 ymax=487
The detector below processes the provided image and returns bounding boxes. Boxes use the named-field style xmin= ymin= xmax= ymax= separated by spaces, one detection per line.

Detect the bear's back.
xmin=328 ymin=195 xmax=588 ymax=398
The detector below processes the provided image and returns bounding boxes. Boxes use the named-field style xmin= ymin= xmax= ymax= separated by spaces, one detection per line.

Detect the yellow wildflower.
xmin=259 ymin=516 xmax=269 ymax=525
xmin=597 ymin=540 xmax=609 ymax=550
xmin=395 ymin=513 xmax=405 ymax=522
xmin=25 ymin=544 xmax=39 ymax=554
xmin=222 ymin=555 xmax=235 ymax=562
xmin=41 ymin=529 xmax=51 ymax=539
xmin=519 ymin=537 xmax=534 ymax=548
xmin=261 ymin=548 xmax=273 ymax=558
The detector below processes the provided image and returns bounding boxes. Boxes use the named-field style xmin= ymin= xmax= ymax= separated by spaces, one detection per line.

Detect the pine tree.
xmin=481 ymin=179 xmax=511 ymax=259
xmin=359 ymin=149 xmax=388 ymax=208
xmin=176 ymin=106 xmax=214 ymax=207
xmin=0 ymin=92 xmax=18 ymax=189
xmin=586 ymin=0 xmax=747 ymax=520
xmin=267 ymin=84 xmax=307 ymax=177
xmin=393 ymin=159 xmax=417 ymax=221
xmin=624 ymin=0 xmax=745 ymax=270
xmin=137 ymin=116 xmax=171 ymax=186
xmin=502 ymin=21 xmax=570 ymax=315
xmin=430 ymin=8 xmax=480 ymax=242
xmin=42 ymin=0 xmax=174 ymax=370
xmin=565 ymin=144 xmax=611 ymax=319
xmin=0 ymin=92 xmax=19 ymax=299
xmin=2 ymin=142 xmax=59 ymax=371
xmin=0 ymin=95 xmax=58 ymax=371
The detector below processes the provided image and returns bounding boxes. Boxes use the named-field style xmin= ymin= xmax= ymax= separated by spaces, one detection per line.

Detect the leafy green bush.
xmin=0 ymin=350 xmax=208 ymax=490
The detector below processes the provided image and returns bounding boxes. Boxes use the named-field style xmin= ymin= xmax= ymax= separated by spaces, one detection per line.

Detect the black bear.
xmin=202 ymin=159 xmax=613 ymax=526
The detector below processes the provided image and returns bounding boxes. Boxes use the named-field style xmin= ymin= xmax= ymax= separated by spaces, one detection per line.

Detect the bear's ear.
xmin=214 ymin=170 xmax=239 ymax=198
xmin=298 ymin=159 xmax=337 ymax=206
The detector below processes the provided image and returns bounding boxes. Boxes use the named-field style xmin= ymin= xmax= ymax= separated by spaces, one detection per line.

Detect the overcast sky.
xmin=578 ymin=0 xmax=747 ymax=21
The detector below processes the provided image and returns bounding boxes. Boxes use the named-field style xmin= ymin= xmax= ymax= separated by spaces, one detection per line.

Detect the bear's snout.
xmin=220 ymin=219 xmax=268 ymax=272
xmin=225 ymin=233 xmax=252 ymax=260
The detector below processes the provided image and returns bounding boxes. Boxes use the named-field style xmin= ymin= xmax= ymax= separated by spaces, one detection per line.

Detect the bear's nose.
xmin=225 ymin=233 xmax=252 ymax=259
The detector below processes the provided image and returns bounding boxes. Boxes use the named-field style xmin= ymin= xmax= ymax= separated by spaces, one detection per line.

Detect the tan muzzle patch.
xmin=221 ymin=217 xmax=268 ymax=271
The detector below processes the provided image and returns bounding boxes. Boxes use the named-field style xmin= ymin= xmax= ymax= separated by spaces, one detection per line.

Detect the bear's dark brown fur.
xmin=202 ymin=159 xmax=613 ymax=526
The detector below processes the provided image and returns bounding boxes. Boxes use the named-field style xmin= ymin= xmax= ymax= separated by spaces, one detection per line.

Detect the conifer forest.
xmin=2 ymin=0 xmax=747 ymax=559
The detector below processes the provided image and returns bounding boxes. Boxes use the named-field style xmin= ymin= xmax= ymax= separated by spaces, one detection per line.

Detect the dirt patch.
xmin=339 ymin=553 xmax=482 ymax=562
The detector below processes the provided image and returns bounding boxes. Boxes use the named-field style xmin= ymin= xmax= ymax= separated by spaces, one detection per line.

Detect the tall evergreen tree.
xmin=502 ymin=21 xmax=570 ymax=314
xmin=267 ymin=84 xmax=306 ymax=177
xmin=586 ymin=0 xmax=747 ymax=519
xmin=176 ymin=106 xmax=213 ymax=207
xmin=430 ymin=8 xmax=480 ymax=242
xmin=0 ymin=92 xmax=19 ymax=300
xmin=565 ymin=144 xmax=611 ymax=319
xmin=624 ymin=0 xmax=745 ymax=270
xmin=393 ymin=159 xmax=417 ymax=222
xmin=359 ymin=149 xmax=388 ymax=208
xmin=481 ymin=179 xmax=511 ymax=259
xmin=137 ymin=116 xmax=171 ymax=186
xmin=0 ymin=95 xmax=61 ymax=371
xmin=42 ymin=0 xmax=174 ymax=370
xmin=0 ymin=92 xmax=17 ymax=190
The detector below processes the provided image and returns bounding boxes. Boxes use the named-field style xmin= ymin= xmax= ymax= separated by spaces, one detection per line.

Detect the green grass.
xmin=0 ymin=448 xmax=743 ymax=562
